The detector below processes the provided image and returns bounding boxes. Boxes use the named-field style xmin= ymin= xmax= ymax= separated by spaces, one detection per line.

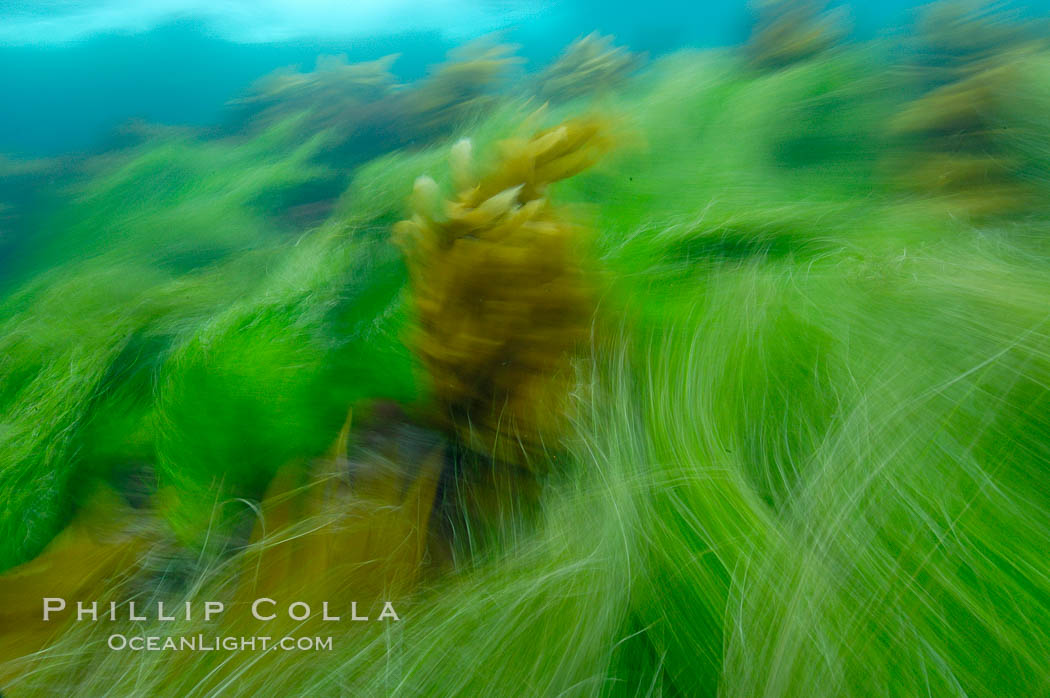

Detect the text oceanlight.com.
xmin=108 ymin=635 xmax=334 ymax=652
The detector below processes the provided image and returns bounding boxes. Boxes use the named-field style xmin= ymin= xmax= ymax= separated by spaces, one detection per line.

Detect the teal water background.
xmin=0 ymin=0 xmax=1046 ymax=157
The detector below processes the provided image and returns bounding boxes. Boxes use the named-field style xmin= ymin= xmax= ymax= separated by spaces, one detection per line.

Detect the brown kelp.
xmin=229 ymin=54 xmax=403 ymax=163
xmin=747 ymin=0 xmax=848 ymax=70
xmin=537 ymin=33 xmax=642 ymax=101
xmin=891 ymin=0 xmax=1049 ymax=215
xmin=394 ymin=115 xmax=609 ymax=467
xmin=238 ymin=54 xmax=399 ymax=112
xmin=228 ymin=40 xmax=520 ymax=165
xmin=231 ymin=54 xmax=400 ymax=131
xmin=400 ymin=38 xmax=522 ymax=139
xmin=234 ymin=407 xmax=443 ymax=608
xmin=0 ymin=485 xmax=155 ymax=683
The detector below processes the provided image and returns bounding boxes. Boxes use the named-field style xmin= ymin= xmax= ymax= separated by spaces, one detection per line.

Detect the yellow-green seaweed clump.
xmin=394 ymin=116 xmax=610 ymax=467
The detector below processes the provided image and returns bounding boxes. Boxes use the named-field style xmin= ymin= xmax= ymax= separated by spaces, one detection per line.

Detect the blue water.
xmin=0 ymin=0 xmax=1047 ymax=157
